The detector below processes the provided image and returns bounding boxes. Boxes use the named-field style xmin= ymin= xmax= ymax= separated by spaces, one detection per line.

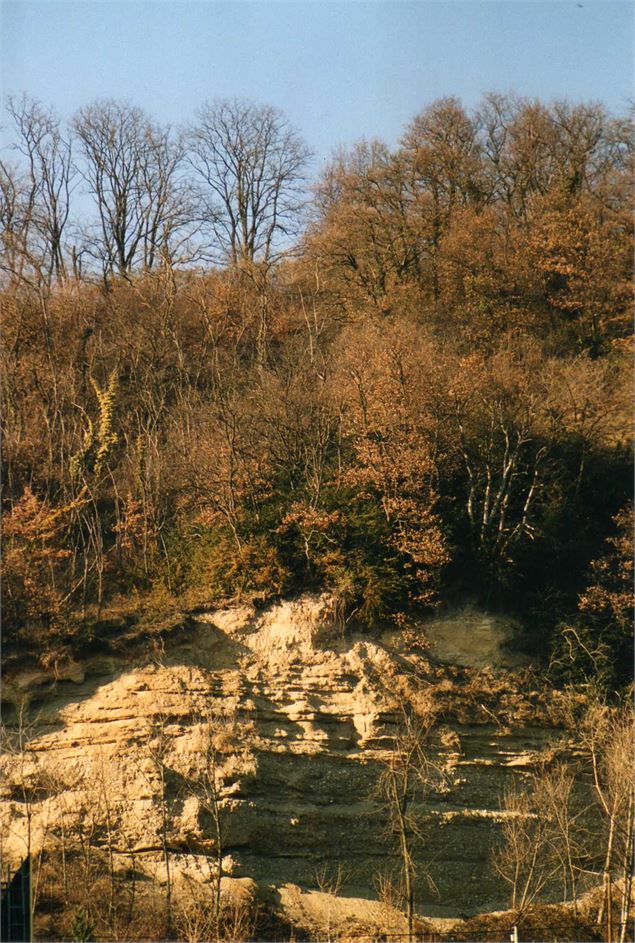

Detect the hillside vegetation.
xmin=1 ymin=93 xmax=633 ymax=698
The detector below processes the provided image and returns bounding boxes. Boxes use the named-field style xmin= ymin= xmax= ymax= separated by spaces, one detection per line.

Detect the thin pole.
xmin=27 ymin=856 xmax=33 ymax=943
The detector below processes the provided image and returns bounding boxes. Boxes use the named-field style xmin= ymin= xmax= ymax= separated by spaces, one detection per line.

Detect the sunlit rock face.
xmin=0 ymin=595 xmax=573 ymax=919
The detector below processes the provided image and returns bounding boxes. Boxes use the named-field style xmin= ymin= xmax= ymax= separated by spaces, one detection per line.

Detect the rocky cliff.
xmin=1 ymin=596 xmax=578 ymax=934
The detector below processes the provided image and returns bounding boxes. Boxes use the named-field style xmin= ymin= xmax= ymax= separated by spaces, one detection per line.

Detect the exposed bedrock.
xmin=1 ymin=596 xmax=576 ymax=918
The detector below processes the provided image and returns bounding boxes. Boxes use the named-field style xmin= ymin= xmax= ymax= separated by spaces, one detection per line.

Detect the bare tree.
xmin=0 ymin=157 xmax=36 ymax=285
xmin=5 ymin=95 xmax=74 ymax=282
xmin=313 ymin=863 xmax=349 ymax=943
xmin=138 ymin=122 xmax=200 ymax=271
xmin=533 ymin=763 xmax=588 ymax=912
xmin=72 ymin=99 xmax=192 ymax=278
xmin=180 ymin=704 xmax=252 ymax=941
xmin=0 ymin=701 xmax=41 ymax=869
xmin=174 ymin=879 xmax=221 ymax=943
xmin=376 ymin=697 xmax=445 ymax=942
xmin=144 ymin=713 xmax=177 ymax=938
xmin=581 ymin=705 xmax=634 ymax=943
xmin=494 ymin=777 xmax=569 ymax=920
xmin=493 ymin=709 xmax=633 ymax=939
xmin=189 ymin=98 xmax=312 ymax=266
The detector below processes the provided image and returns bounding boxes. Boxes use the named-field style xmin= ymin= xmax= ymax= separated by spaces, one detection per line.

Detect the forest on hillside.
xmin=1 ymin=92 xmax=633 ymax=695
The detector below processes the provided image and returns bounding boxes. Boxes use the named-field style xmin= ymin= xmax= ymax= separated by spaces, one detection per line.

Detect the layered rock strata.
xmin=1 ymin=596 xmax=574 ymax=920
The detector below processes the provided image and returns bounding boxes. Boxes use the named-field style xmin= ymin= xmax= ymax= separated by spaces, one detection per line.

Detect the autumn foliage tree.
xmin=2 ymin=488 xmax=75 ymax=656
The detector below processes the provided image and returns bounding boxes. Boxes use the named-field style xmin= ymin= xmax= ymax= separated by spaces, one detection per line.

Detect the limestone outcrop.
xmin=1 ymin=596 xmax=574 ymax=925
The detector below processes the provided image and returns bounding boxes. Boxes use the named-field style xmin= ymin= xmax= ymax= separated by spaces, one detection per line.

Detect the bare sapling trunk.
xmin=376 ymin=694 xmax=445 ymax=943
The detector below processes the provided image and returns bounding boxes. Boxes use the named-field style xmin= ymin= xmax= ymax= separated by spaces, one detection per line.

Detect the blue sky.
xmin=1 ymin=0 xmax=633 ymax=166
